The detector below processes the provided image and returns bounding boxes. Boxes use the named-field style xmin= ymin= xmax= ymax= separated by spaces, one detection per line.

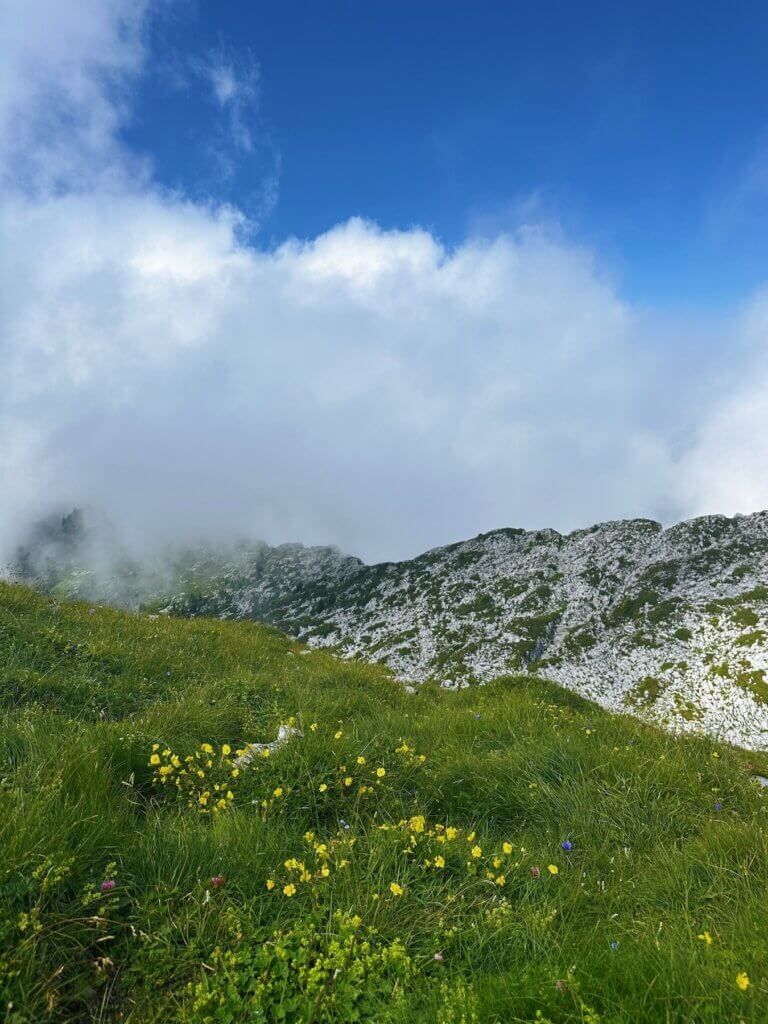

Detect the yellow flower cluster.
xmin=312 ymin=751 xmax=413 ymax=801
xmin=149 ymin=742 xmax=247 ymax=815
xmin=265 ymin=830 xmax=356 ymax=898
xmin=394 ymin=740 xmax=428 ymax=767
xmin=380 ymin=817 xmax=521 ymax=888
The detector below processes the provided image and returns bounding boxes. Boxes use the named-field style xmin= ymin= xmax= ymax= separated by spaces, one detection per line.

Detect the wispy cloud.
xmin=183 ymin=44 xmax=279 ymax=223
xmin=191 ymin=46 xmax=261 ymax=153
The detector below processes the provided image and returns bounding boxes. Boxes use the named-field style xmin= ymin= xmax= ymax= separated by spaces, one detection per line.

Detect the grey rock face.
xmin=166 ymin=513 xmax=768 ymax=749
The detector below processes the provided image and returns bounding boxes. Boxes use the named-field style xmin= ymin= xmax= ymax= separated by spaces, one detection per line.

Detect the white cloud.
xmin=676 ymin=293 xmax=768 ymax=518
xmin=0 ymin=196 xmax=681 ymax=560
xmin=0 ymin=0 xmax=766 ymax=565
xmin=0 ymin=0 xmax=149 ymax=190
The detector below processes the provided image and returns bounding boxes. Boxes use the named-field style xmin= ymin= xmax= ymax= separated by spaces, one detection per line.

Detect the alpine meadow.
xmin=1 ymin=580 xmax=767 ymax=1022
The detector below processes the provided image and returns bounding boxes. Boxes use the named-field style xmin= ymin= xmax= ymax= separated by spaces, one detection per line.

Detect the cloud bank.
xmin=1 ymin=0 xmax=766 ymax=563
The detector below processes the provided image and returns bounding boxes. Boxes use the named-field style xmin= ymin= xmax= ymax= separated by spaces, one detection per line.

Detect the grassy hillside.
xmin=1 ymin=581 xmax=767 ymax=1023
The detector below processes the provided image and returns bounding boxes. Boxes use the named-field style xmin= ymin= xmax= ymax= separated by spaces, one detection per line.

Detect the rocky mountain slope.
xmin=11 ymin=510 xmax=768 ymax=749
xmin=147 ymin=512 xmax=768 ymax=750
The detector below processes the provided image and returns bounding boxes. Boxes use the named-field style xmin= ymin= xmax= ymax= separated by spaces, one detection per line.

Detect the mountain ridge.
xmin=10 ymin=509 xmax=768 ymax=749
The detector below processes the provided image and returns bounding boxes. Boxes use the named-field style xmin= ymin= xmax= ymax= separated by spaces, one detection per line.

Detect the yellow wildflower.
xmin=310 ymin=723 xmax=318 ymax=732
xmin=471 ymin=845 xmax=482 ymax=859
xmin=149 ymin=754 xmax=160 ymax=766
xmin=222 ymin=744 xmax=231 ymax=756
xmin=376 ymin=767 xmax=386 ymax=778
xmin=273 ymin=787 xmax=283 ymax=798
xmin=344 ymin=776 xmax=353 ymax=787
xmin=334 ymin=730 xmax=343 ymax=740
xmin=266 ymin=879 xmax=275 ymax=890
xmin=201 ymin=743 xmax=213 ymax=754
xmin=389 ymin=882 xmax=404 ymax=896
xmin=736 ymin=972 xmax=750 ymax=991
xmin=547 ymin=864 xmax=559 ymax=875
xmin=495 ymin=875 xmax=506 ymax=886
xmin=283 ymin=883 xmax=296 ymax=897
xmin=502 ymin=842 xmax=513 ymax=855
xmin=446 ymin=827 xmax=458 ymax=841
xmin=319 ymin=783 xmax=328 ymax=792
xmin=698 ymin=931 xmax=713 ymax=946
xmin=434 ymin=855 xmax=446 ymax=868
xmin=357 ymin=755 xmax=366 ymax=765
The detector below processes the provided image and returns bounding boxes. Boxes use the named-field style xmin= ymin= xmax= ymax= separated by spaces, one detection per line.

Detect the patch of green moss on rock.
xmin=672 ymin=693 xmax=702 ymax=722
xmin=732 ymin=607 xmax=759 ymax=627
xmin=625 ymin=675 xmax=665 ymax=709
xmin=733 ymin=668 xmax=768 ymax=704
xmin=736 ymin=630 xmax=766 ymax=647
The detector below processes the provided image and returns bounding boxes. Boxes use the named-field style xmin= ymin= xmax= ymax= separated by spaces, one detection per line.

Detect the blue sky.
xmin=1 ymin=0 xmax=767 ymax=559
xmin=127 ymin=1 xmax=768 ymax=308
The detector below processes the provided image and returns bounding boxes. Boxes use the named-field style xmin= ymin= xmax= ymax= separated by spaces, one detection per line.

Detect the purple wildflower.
xmin=100 ymin=879 xmax=116 ymax=892
xmin=561 ymin=840 xmax=573 ymax=851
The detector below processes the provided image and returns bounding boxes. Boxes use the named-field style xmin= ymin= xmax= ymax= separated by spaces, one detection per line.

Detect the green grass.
xmin=1 ymin=580 xmax=767 ymax=1023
